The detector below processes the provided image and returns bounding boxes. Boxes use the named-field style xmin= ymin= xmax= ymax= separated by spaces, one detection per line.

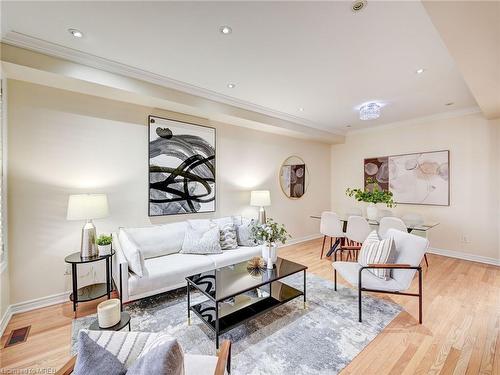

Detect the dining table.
xmin=310 ymin=214 xmax=439 ymax=258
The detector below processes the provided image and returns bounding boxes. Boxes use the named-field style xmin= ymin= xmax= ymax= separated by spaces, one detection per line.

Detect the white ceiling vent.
xmin=352 ymin=0 xmax=367 ymax=13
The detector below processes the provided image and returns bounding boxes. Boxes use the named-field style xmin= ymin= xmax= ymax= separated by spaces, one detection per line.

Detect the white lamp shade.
xmin=67 ymin=194 xmax=109 ymax=220
xmin=250 ymin=190 xmax=271 ymax=207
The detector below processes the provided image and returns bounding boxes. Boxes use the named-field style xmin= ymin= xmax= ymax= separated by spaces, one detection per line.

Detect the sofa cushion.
xmin=118 ymin=229 xmax=145 ymax=277
xmin=236 ymin=219 xmax=258 ymax=247
xmin=124 ymin=222 xmax=187 ymax=260
xmin=211 ymin=216 xmax=233 ymax=228
xmin=180 ymin=224 xmax=222 ymax=255
xmin=206 ymin=246 xmax=262 ymax=268
xmin=128 ymin=254 xmax=215 ymax=297
xmin=219 ymin=224 xmax=238 ymax=250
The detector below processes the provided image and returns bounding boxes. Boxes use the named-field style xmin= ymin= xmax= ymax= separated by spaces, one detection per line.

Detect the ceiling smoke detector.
xmin=352 ymin=0 xmax=367 ymax=12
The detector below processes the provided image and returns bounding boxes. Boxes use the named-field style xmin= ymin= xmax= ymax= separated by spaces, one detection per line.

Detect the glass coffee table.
xmin=186 ymin=257 xmax=307 ymax=349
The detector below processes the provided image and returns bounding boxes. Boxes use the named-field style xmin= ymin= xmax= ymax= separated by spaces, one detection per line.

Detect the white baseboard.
xmin=283 ymin=233 xmax=323 ymax=247
xmin=428 ymin=247 xmax=500 ymax=266
xmin=0 ymin=291 xmax=70 ymax=336
xmin=0 ymin=305 xmax=12 ymax=337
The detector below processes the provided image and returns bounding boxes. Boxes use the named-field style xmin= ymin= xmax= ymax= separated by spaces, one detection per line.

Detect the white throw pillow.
xmin=187 ymin=219 xmax=212 ymax=232
xmin=236 ymin=218 xmax=258 ymax=247
xmin=124 ymin=222 xmax=187 ymax=260
xmin=211 ymin=216 xmax=234 ymax=228
xmin=180 ymin=223 xmax=222 ymax=255
xmin=358 ymin=231 xmax=395 ymax=280
xmin=118 ymin=229 xmax=145 ymax=277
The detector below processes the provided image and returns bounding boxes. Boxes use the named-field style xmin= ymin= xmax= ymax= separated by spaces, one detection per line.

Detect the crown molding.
xmin=2 ymin=31 xmax=342 ymax=136
xmin=346 ymin=106 xmax=483 ymax=136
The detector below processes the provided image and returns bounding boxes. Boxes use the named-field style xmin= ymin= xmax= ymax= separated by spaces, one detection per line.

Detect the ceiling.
xmin=1 ymin=1 xmax=479 ymax=133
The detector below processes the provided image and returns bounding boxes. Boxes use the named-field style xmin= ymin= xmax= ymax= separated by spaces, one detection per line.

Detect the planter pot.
xmin=261 ymin=243 xmax=278 ymax=267
xmin=98 ymin=244 xmax=111 ymax=256
xmin=366 ymin=203 xmax=378 ymax=221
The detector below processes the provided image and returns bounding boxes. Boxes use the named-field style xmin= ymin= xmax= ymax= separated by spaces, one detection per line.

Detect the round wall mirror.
xmin=279 ymin=156 xmax=309 ymax=199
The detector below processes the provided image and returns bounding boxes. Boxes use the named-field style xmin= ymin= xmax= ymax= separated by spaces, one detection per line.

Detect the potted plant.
xmin=251 ymin=218 xmax=291 ymax=268
xmin=97 ymin=234 xmax=112 ymax=256
xmin=345 ymin=178 xmax=395 ymax=220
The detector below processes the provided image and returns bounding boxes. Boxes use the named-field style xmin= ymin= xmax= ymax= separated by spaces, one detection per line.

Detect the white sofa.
xmin=112 ymin=218 xmax=261 ymax=303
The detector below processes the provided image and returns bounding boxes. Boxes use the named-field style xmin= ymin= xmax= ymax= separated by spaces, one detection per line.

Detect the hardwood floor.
xmin=1 ymin=238 xmax=499 ymax=374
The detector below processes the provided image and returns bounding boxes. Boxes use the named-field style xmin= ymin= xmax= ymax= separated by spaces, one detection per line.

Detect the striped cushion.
xmin=79 ymin=329 xmax=182 ymax=369
xmin=358 ymin=231 xmax=394 ymax=280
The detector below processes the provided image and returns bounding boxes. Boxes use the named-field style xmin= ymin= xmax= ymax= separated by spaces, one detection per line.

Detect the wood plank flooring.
xmin=1 ymin=238 xmax=499 ymax=374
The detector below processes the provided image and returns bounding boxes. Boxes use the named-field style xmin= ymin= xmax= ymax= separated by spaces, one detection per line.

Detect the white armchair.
xmin=333 ymin=229 xmax=429 ymax=323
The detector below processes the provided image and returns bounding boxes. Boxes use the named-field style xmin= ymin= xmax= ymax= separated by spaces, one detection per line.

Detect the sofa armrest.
xmin=112 ymin=233 xmax=130 ymax=303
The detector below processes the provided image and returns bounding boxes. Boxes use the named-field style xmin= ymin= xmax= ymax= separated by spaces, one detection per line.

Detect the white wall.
xmin=7 ymin=80 xmax=331 ymax=305
xmin=331 ymin=112 xmax=500 ymax=261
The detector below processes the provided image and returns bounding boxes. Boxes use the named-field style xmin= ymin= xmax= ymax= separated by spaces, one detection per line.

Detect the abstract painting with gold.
xmin=364 ymin=150 xmax=449 ymax=206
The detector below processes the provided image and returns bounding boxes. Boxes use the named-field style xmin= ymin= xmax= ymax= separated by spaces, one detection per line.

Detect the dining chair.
xmin=379 ymin=216 xmax=429 ymax=267
xmin=320 ymin=211 xmax=345 ymax=259
xmin=402 ymin=213 xmax=429 ymax=267
xmin=343 ymin=216 xmax=371 ymax=261
xmin=333 ymin=229 xmax=429 ymax=323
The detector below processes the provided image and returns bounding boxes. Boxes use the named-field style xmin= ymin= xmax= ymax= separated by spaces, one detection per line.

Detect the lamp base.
xmin=81 ymin=220 xmax=98 ymax=259
xmin=258 ymin=207 xmax=267 ymax=225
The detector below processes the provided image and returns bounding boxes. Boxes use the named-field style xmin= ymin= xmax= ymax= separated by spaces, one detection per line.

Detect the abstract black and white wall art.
xmin=364 ymin=150 xmax=449 ymax=206
xmin=148 ymin=115 xmax=216 ymax=216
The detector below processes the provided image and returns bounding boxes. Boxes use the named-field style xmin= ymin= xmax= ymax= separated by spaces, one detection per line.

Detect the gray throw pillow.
xmin=74 ymin=332 xmax=126 ymax=375
xmin=74 ymin=331 xmax=185 ymax=375
xmin=219 ymin=223 xmax=238 ymax=250
xmin=236 ymin=219 xmax=258 ymax=247
xmin=127 ymin=338 xmax=184 ymax=375
xmin=180 ymin=223 xmax=222 ymax=254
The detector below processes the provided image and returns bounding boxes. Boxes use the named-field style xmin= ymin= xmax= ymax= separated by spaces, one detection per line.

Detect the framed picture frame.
xmin=364 ymin=150 xmax=450 ymax=206
xmin=148 ymin=115 xmax=216 ymax=216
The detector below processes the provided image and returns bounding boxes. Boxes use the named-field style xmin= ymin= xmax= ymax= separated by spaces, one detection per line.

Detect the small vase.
xmin=98 ymin=244 xmax=111 ymax=256
xmin=261 ymin=243 xmax=278 ymax=263
xmin=366 ymin=203 xmax=378 ymax=221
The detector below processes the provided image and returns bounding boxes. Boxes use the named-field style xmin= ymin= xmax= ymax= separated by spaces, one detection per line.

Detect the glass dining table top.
xmin=310 ymin=214 xmax=439 ymax=231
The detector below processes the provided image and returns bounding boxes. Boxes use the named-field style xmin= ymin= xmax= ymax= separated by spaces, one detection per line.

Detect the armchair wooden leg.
xmin=320 ymin=235 xmax=326 ymax=259
xmin=334 ymin=250 xmax=337 ymax=291
xmin=424 ymin=254 xmax=429 ymax=267
xmin=418 ymin=268 xmax=423 ymax=324
xmin=358 ymin=272 xmax=362 ymax=322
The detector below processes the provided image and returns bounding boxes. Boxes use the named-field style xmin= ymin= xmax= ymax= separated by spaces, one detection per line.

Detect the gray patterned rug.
xmin=72 ymin=273 xmax=401 ymax=374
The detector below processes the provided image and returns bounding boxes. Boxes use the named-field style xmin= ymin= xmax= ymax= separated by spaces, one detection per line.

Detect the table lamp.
xmin=67 ymin=194 xmax=109 ymax=259
xmin=250 ymin=190 xmax=271 ymax=224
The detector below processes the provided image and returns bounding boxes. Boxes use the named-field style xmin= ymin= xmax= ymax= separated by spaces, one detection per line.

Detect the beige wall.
xmin=331 ymin=112 xmax=500 ymax=261
xmin=7 ymin=80 xmax=331 ymax=304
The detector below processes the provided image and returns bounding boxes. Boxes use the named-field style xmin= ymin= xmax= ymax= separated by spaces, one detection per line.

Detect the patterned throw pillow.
xmin=74 ymin=330 xmax=184 ymax=375
xmin=180 ymin=223 xmax=222 ymax=254
xmin=236 ymin=219 xmax=258 ymax=247
xmin=358 ymin=231 xmax=395 ymax=280
xmin=219 ymin=223 xmax=238 ymax=250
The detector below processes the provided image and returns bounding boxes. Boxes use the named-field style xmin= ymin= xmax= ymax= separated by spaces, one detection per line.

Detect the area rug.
xmin=72 ymin=273 xmax=401 ymax=374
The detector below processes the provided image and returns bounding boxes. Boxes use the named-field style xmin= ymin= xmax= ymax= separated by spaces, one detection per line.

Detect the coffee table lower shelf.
xmin=189 ymin=282 xmax=304 ymax=346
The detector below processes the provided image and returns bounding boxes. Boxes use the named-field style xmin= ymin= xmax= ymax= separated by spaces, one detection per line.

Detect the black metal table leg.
xmin=187 ymin=282 xmax=191 ymax=326
xmin=106 ymin=257 xmax=111 ymax=299
xmin=303 ymin=269 xmax=307 ymax=309
xmin=72 ymin=264 xmax=77 ymax=314
xmin=215 ymin=301 xmax=219 ymax=351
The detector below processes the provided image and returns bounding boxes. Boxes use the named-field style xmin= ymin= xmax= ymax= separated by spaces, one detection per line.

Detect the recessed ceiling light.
xmin=416 ymin=68 xmax=425 ymax=74
xmin=227 ymin=83 xmax=236 ymax=88
xmin=68 ymin=28 xmax=83 ymax=38
xmin=352 ymin=0 xmax=367 ymax=12
xmin=359 ymin=103 xmax=381 ymax=120
xmin=219 ymin=26 xmax=232 ymax=35
xmin=445 ymin=102 xmax=454 ymax=106
xmin=298 ymin=107 xmax=304 ymax=112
